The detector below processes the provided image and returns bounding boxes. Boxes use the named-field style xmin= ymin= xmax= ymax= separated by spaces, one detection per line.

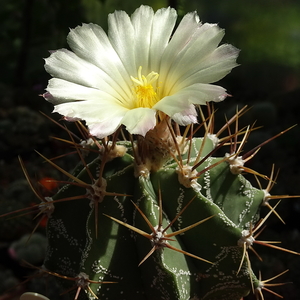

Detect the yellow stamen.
xmin=131 ymin=66 xmax=159 ymax=108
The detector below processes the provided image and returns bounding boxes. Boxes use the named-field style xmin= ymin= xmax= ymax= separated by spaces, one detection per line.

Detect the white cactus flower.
xmin=44 ymin=5 xmax=239 ymax=138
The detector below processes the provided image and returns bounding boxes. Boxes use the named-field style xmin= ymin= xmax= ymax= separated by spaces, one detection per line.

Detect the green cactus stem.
xmin=13 ymin=106 xmax=293 ymax=300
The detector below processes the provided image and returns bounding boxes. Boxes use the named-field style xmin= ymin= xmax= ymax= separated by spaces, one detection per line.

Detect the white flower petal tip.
xmin=122 ymin=107 xmax=157 ymax=137
xmin=171 ymin=105 xmax=198 ymax=126
xmin=218 ymin=93 xmax=230 ymax=102
xmin=42 ymin=92 xmax=54 ymax=102
xmin=43 ymin=5 xmax=239 ymax=138
xmin=63 ymin=116 xmax=81 ymax=122
xmin=48 ymin=50 xmax=58 ymax=54
xmin=88 ymin=122 xmax=121 ymax=139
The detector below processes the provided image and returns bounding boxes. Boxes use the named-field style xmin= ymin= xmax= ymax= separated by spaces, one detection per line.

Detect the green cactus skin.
xmin=39 ymin=127 xmax=276 ymax=300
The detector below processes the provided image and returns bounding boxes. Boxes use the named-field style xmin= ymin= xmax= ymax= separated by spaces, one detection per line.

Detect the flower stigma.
xmin=131 ymin=66 xmax=160 ymax=109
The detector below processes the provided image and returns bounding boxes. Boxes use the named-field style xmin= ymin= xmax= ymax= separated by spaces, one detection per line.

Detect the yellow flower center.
xmin=131 ymin=66 xmax=159 ymax=108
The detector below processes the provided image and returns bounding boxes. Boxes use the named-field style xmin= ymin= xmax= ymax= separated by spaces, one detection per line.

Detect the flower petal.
xmin=45 ymin=78 xmax=116 ymax=105
xmin=147 ymin=7 xmax=177 ymax=71
xmin=44 ymin=49 xmax=129 ymax=102
xmin=159 ymin=13 xmax=239 ymax=96
xmin=172 ymin=105 xmax=198 ymax=125
xmin=121 ymin=107 xmax=156 ymax=136
xmin=172 ymin=44 xmax=240 ymax=92
xmin=131 ymin=6 xmax=177 ymax=72
xmin=161 ymin=14 xmax=224 ymax=94
xmin=88 ymin=119 xmax=123 ymax=138
xmin=154 ymin=83 xmax=227 ymax=116
xmin=53 ymin=99 xmax=128 ymax=126
xmin=108 ymin=9 xmax=136 ymax=75
xmin=160 ymin=22 xmax=225 ymax=90
xmin=67 ymin=23 xmax=132 ymax=99
xmin=130 ymin=6 xmax=155 ymax=71
xmin=159 ymin=11 xmax=201 ymax=71
xmin=107 ymin=6 xmax=177 ymax=77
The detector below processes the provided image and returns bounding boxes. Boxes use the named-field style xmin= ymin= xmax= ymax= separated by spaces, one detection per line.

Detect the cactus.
xmin=12 ymin=5 xmax=299 ymax=300
xmin=21 ymin=109 xmax=295 ymax=300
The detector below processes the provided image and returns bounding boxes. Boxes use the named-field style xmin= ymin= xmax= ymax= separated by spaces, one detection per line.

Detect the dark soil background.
xmin=0 ymin=0 xmax=300 ymax=299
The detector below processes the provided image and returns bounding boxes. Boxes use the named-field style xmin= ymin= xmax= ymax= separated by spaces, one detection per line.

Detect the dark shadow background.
xmin=0 ymin=0 xmax=299 ymax=299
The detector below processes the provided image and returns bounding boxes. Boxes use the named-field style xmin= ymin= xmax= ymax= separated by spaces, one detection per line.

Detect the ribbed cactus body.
xmin=44 ymin=135 xmax=265 ymax=300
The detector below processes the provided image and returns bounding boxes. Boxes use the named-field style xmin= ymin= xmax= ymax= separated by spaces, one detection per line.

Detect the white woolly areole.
xmin=134 ymin=163 xmax=150 ymax=178
xmin=87 ymin=178 xmax=107 ymax=205
xmin=238 ymin=229 xmax=255 ymax=247
xmin=80 ymin=138 xmax=95 ymax=157
xmin=80 ymin=138 xmax=94 ymax=148
xmin=100 ymin=142 xmax=127 ymax=161
xmin=76 ymin=272 xmax=89 ymax=287
xmin=225 ymin=153 xmax=245 ymax=175
xmin=150 ymin=225 xmax=169 ymax=249
xmin=40 ymin=197 xmax=55 ymax=217
xmin=207 ymin=133 xmax=219 ymax=147
xmin=177 ymin=165 xmax=199 ymax=188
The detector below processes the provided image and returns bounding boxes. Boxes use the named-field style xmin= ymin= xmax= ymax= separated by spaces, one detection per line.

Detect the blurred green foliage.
xmin=183 ymin=0 xmax=300 ymax=68
xmin=0 ymin=0 xmax=299 ymax=94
